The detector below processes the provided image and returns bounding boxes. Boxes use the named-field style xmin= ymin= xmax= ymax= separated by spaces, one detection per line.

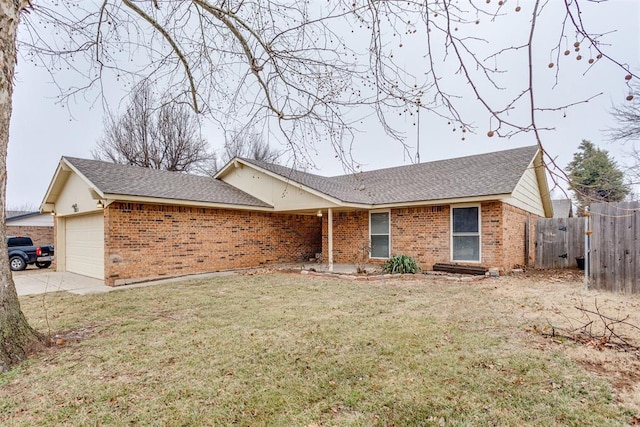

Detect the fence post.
xmin=584 ymin=206 xmax=589 ymax=291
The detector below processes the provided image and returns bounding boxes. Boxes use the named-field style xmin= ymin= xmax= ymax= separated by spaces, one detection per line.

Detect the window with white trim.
xmin=451 ymin=206 xmax=481 ymax=262
xmin=370 ymin=211 xmax=390 ymax=258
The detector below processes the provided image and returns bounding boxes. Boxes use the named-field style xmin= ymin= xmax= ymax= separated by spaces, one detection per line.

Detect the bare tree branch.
xmin=92 ymin=83 xmax=212 ymax=172
xmin=14 ymin=1 xmax=640 ymax=185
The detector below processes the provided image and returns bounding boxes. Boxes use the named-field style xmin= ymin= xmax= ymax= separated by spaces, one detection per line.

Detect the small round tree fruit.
xmin=576 ymin=55 xmax=582 ymax=60
xmin=487 ymin=130 xmax=495 ymax=137
xmin=588 ymin=58 xmax=594 ymax=64
xmin=564 ymin=50 xmax=570 ymax=56
xmin=627 ymin=94 xmax=634 ymax=101
xmin=573 ymin=41 xmax=580 ymax=48
xmin=596 ymin=53 xmax=603 ymax=59
xmin=515 ymin=6 xmax=521 ymax=12
xmin=548 ymin=62 xmax=554 ymax=68
xmin=625 ymin=74 xmax=633 ymax=80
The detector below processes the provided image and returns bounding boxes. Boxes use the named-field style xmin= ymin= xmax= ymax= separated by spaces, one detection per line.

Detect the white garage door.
xmin=65 ymin=213 xmax=104 ymax=279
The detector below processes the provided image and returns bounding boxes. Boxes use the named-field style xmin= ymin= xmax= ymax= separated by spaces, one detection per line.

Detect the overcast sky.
xmin=7 ymin=0 xmax=640 ymax=209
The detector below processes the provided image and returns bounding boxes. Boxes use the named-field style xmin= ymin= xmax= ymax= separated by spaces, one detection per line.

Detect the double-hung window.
xmin=451 ymin=206 xmax=481 ymax=262
xmin=370 ymin=211 xmax=390 ymax=258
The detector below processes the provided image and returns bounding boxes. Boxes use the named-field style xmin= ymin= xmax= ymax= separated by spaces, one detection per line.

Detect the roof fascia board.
xmin=40 ymin=157 xmax=105 ymax=212
xmin=371 ymin=194 xmax=512 ymax=210
xmin=533 ymin=150 xmax=553 ymax=217
xmin=40 ymin=160 xmax=71 ymax=211
xmin=217 ymin=158 xmax=347 ymax=206
xmin=100 ymin=193 xmax=275 ymax=212
xmin=322 ymin=195 xmax=512 ymax=211
xmin=40 ymin=203 xmax=55 ymax=213
xmin=84 ymin=193 xmax=513 ymax=213
xmin=213 ymin=157 xmax=239 ymax=179
xmin=61 ymin=158 xmax=107 ymax=200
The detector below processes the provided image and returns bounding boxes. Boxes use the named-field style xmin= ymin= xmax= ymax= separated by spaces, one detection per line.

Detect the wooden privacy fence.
xmin=589 ymin=202 xmax=640 ymax=293
xmin=535 ymin=217 xmax=585 ymax=269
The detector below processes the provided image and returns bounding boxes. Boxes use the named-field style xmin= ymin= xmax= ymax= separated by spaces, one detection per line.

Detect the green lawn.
xmin=0 ymin=273 xmax=632 ymax=426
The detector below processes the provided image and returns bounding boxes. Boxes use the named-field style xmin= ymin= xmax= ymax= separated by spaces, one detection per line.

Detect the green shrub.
xmin=382 ymin=254 xmax=420 ymax=274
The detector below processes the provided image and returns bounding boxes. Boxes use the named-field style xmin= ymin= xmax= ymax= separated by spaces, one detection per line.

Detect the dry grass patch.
xmin=1 ymin=272 xmax=636 ymax=426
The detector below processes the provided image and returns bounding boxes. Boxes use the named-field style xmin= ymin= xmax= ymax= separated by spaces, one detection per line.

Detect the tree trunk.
xmin=0 ymin=0 xmax=48 ymax=373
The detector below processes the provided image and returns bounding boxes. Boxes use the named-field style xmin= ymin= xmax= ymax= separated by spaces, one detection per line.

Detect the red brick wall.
xmin=392 ymin=206 xmax=450 ymax=268
xmin=6 ymin=226 xmax=54 ymax=246
xmin=321 ymin=211 xmax=369 ymax=264
xmin=481 ymin=202 xmax=503 ymax=266
xmin=501 ymin=203 xmax=539 ymax=268
xmin=104 ymin=203 xmax=321 ymax=286
xmin=322 ymin=202 xmax=537 ymax=271
xmin=323 ymin=206 xmax=452 ymax=268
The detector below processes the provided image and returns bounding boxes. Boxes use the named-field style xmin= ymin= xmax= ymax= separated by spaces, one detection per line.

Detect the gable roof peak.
xmin=55 ymin=156 xmax=271 ymax=208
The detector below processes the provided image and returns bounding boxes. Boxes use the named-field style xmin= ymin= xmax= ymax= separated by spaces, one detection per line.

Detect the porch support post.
xmin=328 ymin=208 xmax=334 ymax=272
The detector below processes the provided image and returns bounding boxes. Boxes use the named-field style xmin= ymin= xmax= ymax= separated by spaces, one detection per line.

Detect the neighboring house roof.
xmin=239 ymin=145 xmax=540 ymax=205
xmin=551 ymin=199 xmax=574 ymax=218
xmin=6 ymin=211 xmax=32 ymax=220
xmin=6 ymin=211 xmax=54 ymax=227
xmin=44 ymin=157 xmax=272 ymax=209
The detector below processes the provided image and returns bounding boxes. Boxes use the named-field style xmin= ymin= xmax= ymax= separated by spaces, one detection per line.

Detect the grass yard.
xmin=1 ymin=272 xmax=637 ymax=426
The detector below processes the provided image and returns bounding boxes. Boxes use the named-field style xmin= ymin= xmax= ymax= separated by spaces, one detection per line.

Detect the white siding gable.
xmin=504 ymin=165 xmax=545 ymax=216
xmin=220 ymin=165 xmax=338 ymax=211
xmin=55 ymin=172 xmax=103 ymax=216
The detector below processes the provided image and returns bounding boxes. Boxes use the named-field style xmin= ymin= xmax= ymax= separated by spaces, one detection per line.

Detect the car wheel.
xmin=10 ymin=256 xmax=27 ymax=271
xmin=36 ymin=262 xmax=52 ymax=269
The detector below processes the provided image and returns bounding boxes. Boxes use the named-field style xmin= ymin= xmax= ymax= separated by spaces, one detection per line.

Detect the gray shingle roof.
xmin=243 ymin=145 xmax=539 ymax=205
xmin=63 ymin=157 xmax=272 ymax=208
xmin=63 ymin=145 xmax=539 ymax=209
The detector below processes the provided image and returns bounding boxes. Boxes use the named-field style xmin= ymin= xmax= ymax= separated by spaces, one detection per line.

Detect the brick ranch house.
xmin=40 ymin=145 xmax=552 ymax=286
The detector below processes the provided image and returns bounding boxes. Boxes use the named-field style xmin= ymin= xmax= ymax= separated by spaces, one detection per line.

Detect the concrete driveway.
xmin=13 ymin=268 xmax=111 ymax=296
xmin=13 ymin=267 xmax=237 ymax=296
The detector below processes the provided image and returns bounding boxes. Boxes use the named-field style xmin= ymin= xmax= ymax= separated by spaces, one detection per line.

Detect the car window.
xmin=8 ymin=237 xmax=33 ymax=247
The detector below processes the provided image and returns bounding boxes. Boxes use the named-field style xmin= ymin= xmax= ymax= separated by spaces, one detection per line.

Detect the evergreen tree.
xmin=566 ymin=140 xmax=630 ymax=212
